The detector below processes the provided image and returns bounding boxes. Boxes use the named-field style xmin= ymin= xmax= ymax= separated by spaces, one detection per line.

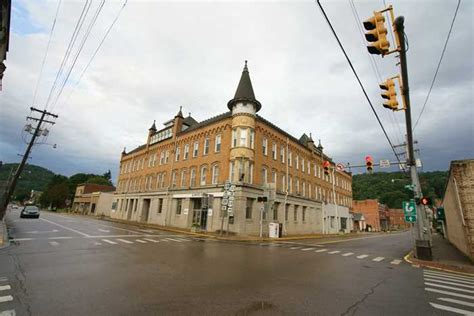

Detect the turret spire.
xmin=227 ymin=60 xmax=261 ymax=111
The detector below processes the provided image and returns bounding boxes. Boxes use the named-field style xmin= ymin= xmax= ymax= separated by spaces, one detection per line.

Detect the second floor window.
xmin=262 ymin=138 xmax=268 ymax=155
xmin=184 ymin=144 xmax=190 ymax=159
xmin=175 ymin=147 xmax=180 ymax=161
xmin=204 ymin=138 xmax=210 ymax=155
xmin=190 ymin=169 xmax=196 ymax=187
xmin=193 ymin=141 xmax=199 ymax=157
xmin=215 ymin=134 xmax=221 ymax=152
xmin=200 ymin=166 xmax=207 ymax=185
xmin=212 ymin=165 xmax=219 ymax=184
xmin=180 ymin=170 xmax=186 ymax=187
xmin=272 ymin=143 xmax=277 ymax=160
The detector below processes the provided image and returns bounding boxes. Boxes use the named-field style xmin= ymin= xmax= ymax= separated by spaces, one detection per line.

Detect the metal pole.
xmin=259 ymin=202 xmax=263 ymax=238
xmin=395 ymin=16 xmax=432 ymax=260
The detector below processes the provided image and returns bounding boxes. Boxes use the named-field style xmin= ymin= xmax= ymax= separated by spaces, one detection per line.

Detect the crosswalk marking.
xmin=424 ymin=271 xmax=474 ymax=283
xmin=49 ymin=241 xmax=59 ymax=247
xmin=143 ymin=238 xmax=160 ymax=243
xmin=356 ymin=254 xmax=369 ymax=259
xmin=0 ymin=286 xmax=11 ymax=292
xmin=164 ymin=238 xmax=182 ymax=242
xmin=424 ymin=269 xmax=474 ymax=280
xmin=328 ymin=251 xmax=340 ymax=254
xmin=301 ymin=248 xmax=315 ymax=251
xmin=175 ymin=238 xmax=191 ymax=242
xmin=391 ymin=259 xmax=402 ymax=265
xmin=438 ymin=297 xmax=474 ymax=308
xmin=135 ymin=239 xmax=147 ymax=243
xmin=424 ymin=274 xmax=474 ymax=285
xmin=102 ymin=239 xmax=117 ymax=245
xmin=425 ymin=278 xmax=474 ymax=289
xmin=372 ymin=257 xmax=385 ymax=262
xmin=0 ymin=296 xmax=13 ymax=303
xmin=342 ymin=252 xmax=354 ymax=257
xmin=429 ymin=302 xmax=474 ymax=315
xmin=117 ymin=239 xmax=133 ymax=244
xmin=290 ymin=247 xmax=302 ymax=250
xmin=425 ymin=288 xmax=474 ymax=300
xmin=424 ymin=282 xmax=474 ymax=294
xmin=315 ymin=249 xmax=328 ymax=253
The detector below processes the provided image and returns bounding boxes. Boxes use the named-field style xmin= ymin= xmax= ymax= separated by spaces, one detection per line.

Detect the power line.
xmin=31 ymin=0 xmax=62 ymax=108
xmin=315 ymin=0 xmax=404 ymax=170
xmin=413 ymin=0 xmax=461 ymax=131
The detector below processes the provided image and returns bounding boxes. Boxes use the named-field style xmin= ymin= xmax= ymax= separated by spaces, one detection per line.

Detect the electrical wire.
xmin=31 ymin=0 xmax=62 ymax=108
xmin=315 ymin=0 xmax=405 ymax=171
xmin=413 ymin=0 xmax=461 ymax=131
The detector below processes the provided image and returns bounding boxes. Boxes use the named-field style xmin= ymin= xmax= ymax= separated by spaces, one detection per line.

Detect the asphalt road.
xmin=1 ymin=208 xmax=473 ymax=316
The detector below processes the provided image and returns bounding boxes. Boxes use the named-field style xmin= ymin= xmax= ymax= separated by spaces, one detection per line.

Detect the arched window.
xmin=212 ymin=164 xmax=220 ymax=184
xmin=261 ymin=167 xmax=268 ymax=185
xmin=200 ymin=165 xmax=208 ymax=185
xmin=189 ymin=168 xmax=196 ymax=187
xmin=180 ymin=169 xmax=187 ymax=187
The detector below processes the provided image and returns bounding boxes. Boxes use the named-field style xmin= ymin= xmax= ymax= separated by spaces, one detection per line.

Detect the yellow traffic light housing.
xmin=363 ymin=12 xmax=390 ymax=55
xmin=380 ymin=79 xmax=398 ymax=110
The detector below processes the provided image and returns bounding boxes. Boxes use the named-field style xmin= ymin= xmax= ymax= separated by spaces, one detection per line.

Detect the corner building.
xmin=113 ymin=62 xmax=353 ymax=236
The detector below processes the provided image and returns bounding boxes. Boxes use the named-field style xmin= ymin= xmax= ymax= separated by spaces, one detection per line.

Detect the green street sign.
xmin=403 ymin=200 xmax=417 ymax=223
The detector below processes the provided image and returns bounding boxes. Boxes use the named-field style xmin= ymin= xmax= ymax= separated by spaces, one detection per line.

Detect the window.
xmin=296 ymin=155 xmax=299 ymax=170
xmin=161 ymin=172 xmax=166 ymax=187
xmin=246 ymin=198 xmax=253 ymax=219
xmin=249 ymin=130 xmax=255 ymax=149
xmin=308 ymin=183 xmax=311 ymax=199
xmin=175 ymin=147 xmax=180 ymax=161
xmin=285 ymin=204 xmax=290 ymax=221
xmin=200 ymin=166 xmax=207 ymax=185
xmin=302 ymin=206 xmax=307 ymax=222
xmin=165 ymin=150 xmax=169 ymax=163
xmin=240 ymin=128 xmax=247 ymax=147
xmin=160 ymin=152 xmax=165 ymax=165
xmin=249 ymin=162 xmax=254 ymax=184
xmin=148 ymin=155 xmax=153 ymax=168
xmin=262 ymin=137 xmax=268 ymax=155
xmin=232 ymin=129 xmax=237 ymax=147
xmin=215 ymin=134 xmax=221 ymax=152
xmin=180 ymin=170 xmax=186 ymax=187
xmin=296 ymin=179 xmax=300 ymax=194
xmin=193 ymin=141 xmax=199 ymax=157
xmin=288 ymin=151 xmax=292 ymax=166
xmin=190 ymin=168 xmax=196 ymax=186
xmin=272 ymin=170 xmax=276 ymax=184
xmin=272 ymin=143 xmax=277 ymax=160
xmin=282 ymin=175 xmax=286 ymax=192
xmin=204 ymin=138 xmax=210 ymax=155
xmin=176 ymin=199 xmax=182 ymax=215
xmin=184 ymin=144 xmax=190 ymax=160
xmin=157 ymin=198 xmax=163 ymax=213
xmin=273 ymin=202 xmax=279 ymax=221
xmin=302 ymin=182 xmax=306 ymax=196
xmin=307 ymin=161 xmax=311 ymax=175
xmin=212 ymin=165 xmax=219 ymax=184
xmin=302 ymin=158 xmax=305 ymax=172
xmin=261 ymin=167 xmax=267 ymax=184
xmin=294 ymin=206 xmax=298 ymax=221
xmin=288 ymin=176 xmax=292 ymax=193
xmin=280 ymin=145 xmax=285 ymax=163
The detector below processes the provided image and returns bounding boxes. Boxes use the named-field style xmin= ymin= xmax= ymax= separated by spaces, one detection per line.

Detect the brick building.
xmin=113 ymin=62 xmax=353 ymax=236
xmin=388 ymin=208 xmax=409 ymax=230
xmin=442 ymin=159 xmax=474 ymax=261
xmin=352 ymin=199 xmax=386 ymax=232
xmin=72 ymin=184 xmax=115 ymax=215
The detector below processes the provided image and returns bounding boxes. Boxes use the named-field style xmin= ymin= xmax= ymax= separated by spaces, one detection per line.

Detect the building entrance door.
xmin=192 ymin=198 xmax=208 ymax=231
xmin=141 ymin=199 xmax=150 ymax=223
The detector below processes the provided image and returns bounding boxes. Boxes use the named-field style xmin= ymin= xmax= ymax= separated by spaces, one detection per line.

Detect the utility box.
xmin=269 ymin=222 xmax=280 ymax=238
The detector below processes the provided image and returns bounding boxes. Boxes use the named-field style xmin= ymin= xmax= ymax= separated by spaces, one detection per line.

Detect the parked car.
xmin=20 ymin=205 xmax=40 ymax=219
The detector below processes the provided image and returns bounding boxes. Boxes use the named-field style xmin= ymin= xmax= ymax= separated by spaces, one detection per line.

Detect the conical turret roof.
xmin=227 ymin=61 xmax=261 ymax=111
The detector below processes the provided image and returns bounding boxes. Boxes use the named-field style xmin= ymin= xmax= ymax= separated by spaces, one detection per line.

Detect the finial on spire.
xmin=176 ymin=106 xmax=184 ymax=118
xmin=317 ymin=139 xmax=323 ymax=150
xmin=188 ymin=112 xmax=191 ymax=117
xmin=309 ymin=133 xmax=313 ymax=140
xmin=244 ymin=60 xmax=248 ymax=71
xmin=149 ymin=120 xmax=157 ymax=131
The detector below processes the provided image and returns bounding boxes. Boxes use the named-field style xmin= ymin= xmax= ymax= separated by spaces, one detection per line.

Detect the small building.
xmin=351 ymin=212 xmax=366 ymax=232
xmin=442 ymin=159 xmax=474 ymax=261
xmin=352 ymin=199 xmax=385 ymax=232
xmin=72 ymin=184 xmax=115 ymax=216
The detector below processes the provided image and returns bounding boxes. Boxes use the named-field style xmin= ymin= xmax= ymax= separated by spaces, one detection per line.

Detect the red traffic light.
xmin=323 ymin=161 xmax=330 ymax=168
xmin=365 ymin=155 xmax=373 ymax=162
xmin=420 ymin=197 xmax=432 ymax=206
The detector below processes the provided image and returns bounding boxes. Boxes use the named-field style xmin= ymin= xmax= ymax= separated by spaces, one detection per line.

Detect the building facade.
xmin=352 ymin=199 xmax=385 ymax=232
xmin=72 ymin=184 xmax=116 ymax=216
xmin=388 ymin=208 xmax=409 ymax=230
xmin=442 ymin=159 xmax=474 ymax=261
xmin=113 ymin=62 xmax=353 ymax=236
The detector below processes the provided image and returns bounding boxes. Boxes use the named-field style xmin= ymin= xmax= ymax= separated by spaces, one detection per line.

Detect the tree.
xmin=86 ymin=176 xmax=112 ymax=186
xmin=103 ymin=170 xmax=112 ymax=181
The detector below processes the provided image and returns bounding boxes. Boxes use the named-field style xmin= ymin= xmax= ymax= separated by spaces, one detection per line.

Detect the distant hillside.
xmin=352 ymin=171 xmax=448 ymax=208
xmin=0 ymin=163 xmax=56 ymax=199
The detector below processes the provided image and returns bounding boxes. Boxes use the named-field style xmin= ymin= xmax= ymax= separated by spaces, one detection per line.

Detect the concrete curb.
xmin=404 ymin=250 xmax=474 ymax=276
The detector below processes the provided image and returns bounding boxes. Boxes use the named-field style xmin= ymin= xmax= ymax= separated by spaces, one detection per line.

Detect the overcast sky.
xmin=0 ymin=0 xmax=473 ymax=183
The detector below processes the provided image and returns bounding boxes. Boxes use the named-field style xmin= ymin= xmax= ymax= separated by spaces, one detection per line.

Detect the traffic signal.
xmin=420 ymin=196 xmax=432 ymax=206
xmin=365 ymin=155 xmax=374 ymax=173
xmin=363 ymin=12 xmax=390 ymax=55
xmin=323 ymin=161 xmax=330 ymax=176
xmin=380 ymin=79 xmax=398 ymax=111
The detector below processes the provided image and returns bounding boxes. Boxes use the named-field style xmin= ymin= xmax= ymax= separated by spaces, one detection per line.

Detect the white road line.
xmin=143 ymin=238 xmax=160 ymax=243
xmin=165 ymin=238 xmax=182 ymax=242
xmin=117 ymin=239 xmax=133 ymax=244
xmin=425 ymin=278 xmax=474 ymax=289
xmin=328 ymin=251 xmax=340 ymax=254
xmin=425 ymin=282 xmax=474 ymax=294
xmin=0 ymin=285 xmax=11 ymax=291
xmin=342 ymin=252 xmax=354 ymax=257
xmin=98 ymin=229 xmax=110 ymax=233
xmin=175 ymin=238 xmax=191 ymax=242
xmin=372 ymin=257 xmax=385 ymax=262
xmin=424 ymin=269 xmax=474 ymax=280
xmin=0 ymin=309 xmax=16 ymax=315
xmin=426 ymin=288 xmax=474 ymax=300
xmin=424 ymin=271 xmax=474 ymax=283
xmin=429 ymin=302 xmax=474 ymax=315
xmin=290 ymin=247 xmax=302 ymax=250
xmin=0 ymin=295 xmax=13 ymax=303
xmin=48 ymin=236 xmax=73 ymax=240
xmin=301 ymin=248 xmax=315 ymax=251
xmin=356 ymin=254 xmax=369 ymax=259
xmin=102 ymin=239 xmax=117 ymax=245
xmin=438 ymin=297 xmax=474 ymax=308
xmin=49 ymin=241 xmax=59 ymax=247
xmin=40 ymin=218 xmax=90 ymax=237
xmin=11 ymin=238 xmax=33 ymax=241
xmin=391 ymin=259 xmax=402 ymax=265
xmin=135 ymin=239 xmax=147 ymax=243
xmin=424 ymin=274 xmax=474 ymax=285
xmin=315 ymin=249 xmax=328 ymax=253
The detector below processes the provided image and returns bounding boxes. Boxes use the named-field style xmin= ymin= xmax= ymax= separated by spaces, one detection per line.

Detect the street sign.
xmin=403 ymin=200 xmax=417 ymax=223
xmin=416 ymin=158 xmax=422 ymax=168
xmin=379 ymin=159 xmax=391 ymax=168
xmin=221 ymin=198 xmax=228 ymax=206
xmin=227 ymin=200 xmax=233 ymax=208
xmin=221 ymin=205 xmax=227 ymax=211
xmin=336 ymin=163 xmax=345 ymax=172
xmin=230 ymin=185 xmax=236 ymax=192
xmin=405 ymin=215 xmax=416 ymax=223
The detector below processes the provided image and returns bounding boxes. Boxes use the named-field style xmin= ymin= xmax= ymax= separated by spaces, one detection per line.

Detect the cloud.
xmin=1 ymin=0 xmax=473 ymax=183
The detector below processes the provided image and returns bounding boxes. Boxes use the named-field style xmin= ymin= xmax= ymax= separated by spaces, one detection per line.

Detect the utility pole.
xmin=0 ymin=107 xmax=58 ymax=219
xmin=395 ymin=16 xmax=432 ymax=260
xmin=331 ymin=168 xmax=339 ymax=232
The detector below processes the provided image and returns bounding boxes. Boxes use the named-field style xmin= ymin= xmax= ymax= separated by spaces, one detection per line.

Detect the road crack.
xmin=340 ymin=278 xmax=386 ymax=316
xmin=10 ymin=252 xmax=33 ymax=316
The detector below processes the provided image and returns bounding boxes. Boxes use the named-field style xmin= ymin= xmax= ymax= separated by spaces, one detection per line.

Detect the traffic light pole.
xmin=395 ymin=16 xmax=432 ymax=260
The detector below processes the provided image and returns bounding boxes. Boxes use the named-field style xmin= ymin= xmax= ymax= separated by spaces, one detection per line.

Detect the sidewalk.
xmin=406 ymin=233 xmax=474 ymax=275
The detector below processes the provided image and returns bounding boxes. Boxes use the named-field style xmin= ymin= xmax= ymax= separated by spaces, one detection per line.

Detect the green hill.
xmin=352 ymin=171 xmax=448 ymax=208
